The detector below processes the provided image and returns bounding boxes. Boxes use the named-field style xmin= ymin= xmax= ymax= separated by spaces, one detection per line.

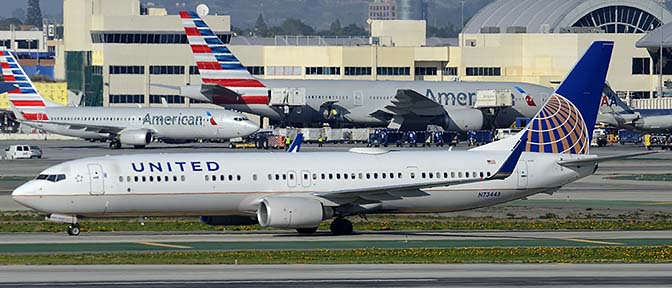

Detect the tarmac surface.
xmin=1 ymin=264 xmax=672 ymax=287
xmin=0 ymin=230 xmax=670 ymax=254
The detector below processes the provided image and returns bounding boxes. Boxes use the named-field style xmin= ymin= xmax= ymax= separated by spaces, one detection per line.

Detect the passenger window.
xmin=451 ymin=172 xmax=455 ymax=178
xmin=398 ymin=172 xmax=402 ymax=179
xmin=329 ymin=173 xmax=333 ymax=180
xmin=142 ymin=176 xmax=147 ymax=182
xmin=134 ymin=176 xmax=139 ymax=182
xmin=421 ymin=172 xmax=426 ymax=179
xmin=173 ymin=176 xmax=178 ymax=182
xmin=253 ymin=174 xmax=258 ymax=181
xmin=428 ymin=173 xmax=433 ymax=179
xmin=127 ymin=176 xmax=131 ymax=182
xmin=181 ymin=175 xmax=185 ymax=181
xmin=351 ymin=173 xmax=356 ymax=179
xmin=366 ymin=173 xmax=371 ymax=179
xmin=313 ymin=173 xmax=318 ymax=180
xmin=487 ymin=172 xmax=492 ymax=177
xmin=343 ymin=173 xmax=348 ymax=179
xmin=119 ymin=176 xmax=124 ymax=182
xmin=229 ymin=175 xmax=234 ymax=181
xmin=389 ymin=173 xmax=394 ymax=179
xmin=289 ymin=174 xmax=294 ymax=180
xmin=268 ymin=174 xmax=272 ymax=181
xmin=480 ymin=172 xmax=484 ymax=178
xmin=282 ymin=174 xmax=286 ymax=180
xmin=381 ymin=173 xmax=385 ymax=179
xmin=211 ymin=175 xmax=216 ymax=181
xmin=149 ymin=176 xmax=154 ymax=182
xmin=410 ymin=172 xmax=415 ymax=179
xmin=321 ymin=173 xmax=326 ymax=180
xmin=465 ymin=172 xmax=470 ymax=178
xmin=237 ymin=175 xmax=241 ymax=181
xmin=164 ymin=176 xmax=169 ymax=182
xmin=336 ymin=174 xmax=340 ymax=180
xmin=358 ymin=173 xmax=363 ymax=179
xmin=157 ymin=176 xmax=162 ymax=182
xmin=275 ymin=174 xmax=280 ymax=180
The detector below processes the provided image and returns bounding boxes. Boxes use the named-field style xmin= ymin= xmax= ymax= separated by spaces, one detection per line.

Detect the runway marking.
xmin=564 ymin=238 xmax=623 ymax=245
xmin=644 ymin=201 xmax=672 ymax=205
xmin=136 ymin=242 xmax=192 ymax=249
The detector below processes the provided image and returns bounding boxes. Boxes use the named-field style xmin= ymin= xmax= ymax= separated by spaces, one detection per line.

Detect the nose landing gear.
xmin=67 ymin=223 xmax=81 ymax=236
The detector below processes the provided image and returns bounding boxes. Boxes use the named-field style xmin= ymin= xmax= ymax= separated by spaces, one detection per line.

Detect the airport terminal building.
xmin=42 ymin=0 xmax=672 ymax=113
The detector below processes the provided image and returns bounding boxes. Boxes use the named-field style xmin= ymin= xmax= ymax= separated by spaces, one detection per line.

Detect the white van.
xmin=4 ymin=145 xmax=32 ymax=160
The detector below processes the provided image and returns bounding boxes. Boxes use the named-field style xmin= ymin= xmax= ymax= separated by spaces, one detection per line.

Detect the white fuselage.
xmin=12 ymin=150 xmax=594 ymax=218
xmin=20 ymin=107 xmax=259 ymax=141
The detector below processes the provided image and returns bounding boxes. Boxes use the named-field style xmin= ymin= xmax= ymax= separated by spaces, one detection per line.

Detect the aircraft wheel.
xmin=109 ymin=141 xmax=121 ymax=150
xmin=296 ymin=227 xmax=318 ymax=235
xmin=330 ymin=218 xmax=353 ymax=235
xmin=67 ymin=224 xmax=81 ymax=236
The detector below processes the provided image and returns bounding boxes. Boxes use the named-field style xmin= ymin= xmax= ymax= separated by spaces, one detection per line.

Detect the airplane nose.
xmin=12 ymin=181 xmax=38 ymax=208
xmin=243 ymin=120 xmax=260 ymax=135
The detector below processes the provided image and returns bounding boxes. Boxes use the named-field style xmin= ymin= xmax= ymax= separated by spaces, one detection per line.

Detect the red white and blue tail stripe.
xmin=0 ymin=50 xmax=53 ymax=121
xmin=179 ymin=11 xmax=269 ymax=105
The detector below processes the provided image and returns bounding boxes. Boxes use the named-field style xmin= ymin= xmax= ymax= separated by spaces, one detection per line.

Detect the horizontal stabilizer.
xmin=558 ymin=151 xmax=655 ymax=166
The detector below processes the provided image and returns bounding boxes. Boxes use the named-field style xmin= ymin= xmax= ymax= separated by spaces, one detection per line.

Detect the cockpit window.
xmin=36 ymin=174 xmax=66 ymax=182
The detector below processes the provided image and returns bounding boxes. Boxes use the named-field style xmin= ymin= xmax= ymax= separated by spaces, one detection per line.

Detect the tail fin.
xmin=179 ymin=11 xmax=269 ymax=105
xmin=524 ymin=41 xmax=613 ymax=154
xmin=600 ymin=84 xmax=634 ymax=114
xmin=0 ymin=50 xmax=57 ymax=121
xmin=287 ymin=133 xmax=303 ymax=153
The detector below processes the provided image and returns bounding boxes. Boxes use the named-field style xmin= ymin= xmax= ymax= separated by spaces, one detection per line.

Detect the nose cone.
xmin=11 ymin=181 xmax=39 ymax=209
xmin=241 ymin=120 xmax=260 ymax=136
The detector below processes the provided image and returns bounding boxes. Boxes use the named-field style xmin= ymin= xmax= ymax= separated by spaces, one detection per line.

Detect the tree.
xmin=0 ymin=18 xmax=23 ymax=30
xmin=341 ymin=24 xmax=367 ymax=36
xmin=329 ymin=19 xmax=342 ymax=35
xmin=25 ymin=0 xmax=43 ymax=27
xmin=253 ymin=14 xmax=272 ymax=37
xmin=11 ymin=8 xmax=26 ymax=22
xmin=280 ymin=18 xmax=314 ymax=35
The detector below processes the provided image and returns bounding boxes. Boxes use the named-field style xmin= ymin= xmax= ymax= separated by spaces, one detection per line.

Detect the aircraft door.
xmin=87 ymin=164 xmax=105 ymax=195
xmin=516 ymin=161 xmax=528 ymax=188
xmin=354 ymin=90 xmax=363 ymax=106
xmin=300 ymin=170 xmax=312 ymax=187
xmin=287 ymin=170 xmax=297 ymax=188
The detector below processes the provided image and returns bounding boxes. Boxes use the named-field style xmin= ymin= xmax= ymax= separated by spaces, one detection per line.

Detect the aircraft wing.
xmin=313 ymin=133 xmax=527 ymax=203
xmin=558 ymin=151 xmax=655 ymax=166
xmin=377 ymin=89 xmax=445 ymax=117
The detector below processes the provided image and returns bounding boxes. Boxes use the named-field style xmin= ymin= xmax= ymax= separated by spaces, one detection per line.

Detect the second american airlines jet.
xmin=12 ymin=42 xmax=648 ymax=236
xmin=176 ymin=11 xmax=553 ymax=131
xmin=0 ymin=50 xmax=259 ymax=149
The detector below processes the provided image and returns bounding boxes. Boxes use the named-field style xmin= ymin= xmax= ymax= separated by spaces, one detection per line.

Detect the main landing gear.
xmin=330 ymin=218 xmax=353 ymax=235
xmin=294 ymin=218 xmax=354 ymax=235
xmin=109 ymin=140 xmax=121 ymax=150
xmin=67 ymin=223 xmax=81 ymax=236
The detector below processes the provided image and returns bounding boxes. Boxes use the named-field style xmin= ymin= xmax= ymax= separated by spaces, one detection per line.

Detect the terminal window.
xmin=189 ymin=66 xmax=200 ymax=75
xmin=91 ymin=33 xmax=231 ymax=45
xmin=110 ymin=66 xmax=145 ymax=75
xmin=443 ymin=67 xmax=458 ymax=76
xmin=247 ymin=66 xmax=265 ymax=75
xmin=632 ymin=58 xmax=650 ymax=75
xmin=466 ymin=67 xmax=501 ymax=76
xmin=149 ymin=95 xmax=185 ymax=104
xmin=150 ymin=66 xmax=185 ymax=75
xmin=306 ymin=67 xmax=341 ymax=75
xmin=345 ymin=67 xmax=372 ymax=76
xmin=109 ymin=94 xmax=144 ymax=104
xmin=377 ymin=67 xmax=410 ymax=76
xmin=415 ymin=67 xmax=437 ymax=76
xmin=267 ymin=66 xmax=301 ymax=76
xmin=0 ymin=40 xmax=9 ymax=49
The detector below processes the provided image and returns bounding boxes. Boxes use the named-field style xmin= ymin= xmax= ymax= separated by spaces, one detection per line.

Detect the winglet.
xmin=287 ymin=133 xmax=303 ymax=153
xmin=488 ymin=131 xmax=528 ymax=180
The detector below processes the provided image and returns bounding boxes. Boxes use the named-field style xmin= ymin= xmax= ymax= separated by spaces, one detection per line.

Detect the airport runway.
xmin=1 ymin=264 xmax=671 ymax=287
xmin=0 ymin=230 xmax=670 ymax=253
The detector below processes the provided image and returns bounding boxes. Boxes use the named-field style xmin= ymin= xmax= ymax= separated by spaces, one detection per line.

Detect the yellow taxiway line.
xmin=564 ymin=238 xmax=623 ymax=245
xmin=136 ymin=242 xmax=192 ymax=249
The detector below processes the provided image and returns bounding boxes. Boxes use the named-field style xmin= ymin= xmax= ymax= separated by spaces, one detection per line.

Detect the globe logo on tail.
xmin=525 ymin=94 xmax=589 ymax=154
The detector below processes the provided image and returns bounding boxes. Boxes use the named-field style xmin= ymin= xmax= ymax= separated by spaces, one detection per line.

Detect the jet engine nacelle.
xmin=257 ymin=197 xmax=332 ymax=229
xmin=119 ymin=130 xmax=152 ymax=146
xmin=443 ymin=108 xmax=484 ymax=132
xmin=200 ymin=215 xmax=258 ymax=226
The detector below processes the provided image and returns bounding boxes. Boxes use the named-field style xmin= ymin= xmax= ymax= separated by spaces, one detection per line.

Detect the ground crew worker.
xmin=644 ymin=133 xmax=651 ymax=150
xmin=318 ymin=135 xmax=324 ymax=147
xmin=285 ymin=136 xmax=291 ymax=150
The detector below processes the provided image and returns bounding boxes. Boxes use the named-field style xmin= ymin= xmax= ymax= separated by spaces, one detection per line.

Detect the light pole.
xmin=659 ymin=0 xmax=665 ymax=98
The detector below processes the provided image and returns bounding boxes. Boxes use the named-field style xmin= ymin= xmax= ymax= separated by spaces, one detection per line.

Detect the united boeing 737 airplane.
xmin=12 ymin=42 xmax=648 ymax=236
xmin=0 ymin=50 xmax=259 ymax=149
xmin=174 ymin=11 xmax=553 ymax=131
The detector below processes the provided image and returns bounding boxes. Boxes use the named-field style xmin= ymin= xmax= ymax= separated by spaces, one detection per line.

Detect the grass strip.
xmin=0 ymin=246 xmax=670 ymax=265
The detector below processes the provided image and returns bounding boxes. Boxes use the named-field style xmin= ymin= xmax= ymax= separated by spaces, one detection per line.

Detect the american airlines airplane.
xmin=12 ymin=41 xmax=647 ymax=236
xmin=174 ymin=11 xmax=553 ymax=131
xmin=598 ymin=85 xmax=672 ymax=132
xmin=0 ymin=50 xmax=259 ymax=149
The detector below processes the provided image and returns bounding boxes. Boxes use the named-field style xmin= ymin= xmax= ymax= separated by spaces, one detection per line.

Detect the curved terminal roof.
xmin=463 ymin=0 xmax=672 ymax=34
xmin=637 ymin=22 xmax=672 ymax=48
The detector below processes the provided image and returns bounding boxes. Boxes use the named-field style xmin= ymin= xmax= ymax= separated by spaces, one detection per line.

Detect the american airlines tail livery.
xmin=12 ymin=41 xmax=649 ymax=236
xmin=598 ymin=84 xmax=672 ymax=132
xmin=0 ymin=50 xmax=259 ymax=149
xmin=175 ymin=11 xmax=554 ymax=131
